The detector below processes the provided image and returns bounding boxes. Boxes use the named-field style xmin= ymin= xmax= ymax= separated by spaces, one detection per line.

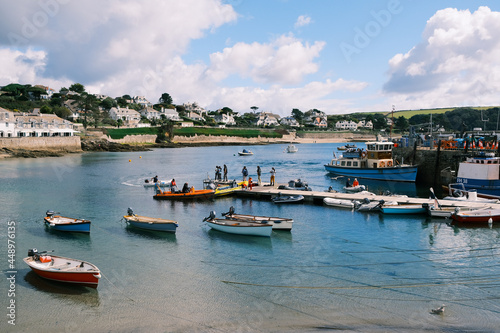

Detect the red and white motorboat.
xmin=451 ymin=208 xmax=500 ymax=225
xmin=23 ymin=249 xmax=101 ymax=288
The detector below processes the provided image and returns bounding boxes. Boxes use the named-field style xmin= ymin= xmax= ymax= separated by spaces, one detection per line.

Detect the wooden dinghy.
xmin=221 ymin=206 xmax=293 ymax=230
xmin=123 ymin=208 xmax=178 ymax=232
xmin=24 ymin=249 xmax=101 ymax=288
xmin=44 ymin=211 xmax=91 ymax=233
xmin=203 ymin=211 xmax=272 ymax=237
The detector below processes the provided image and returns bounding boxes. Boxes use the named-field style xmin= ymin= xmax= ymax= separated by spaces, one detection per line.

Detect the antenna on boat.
xmin=390 ymin=105 xmax=395 ymax=140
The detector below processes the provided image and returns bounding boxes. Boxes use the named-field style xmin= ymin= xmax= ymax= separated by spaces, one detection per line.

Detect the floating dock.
xmin=235 ymin=184 xmax=500 ymax=209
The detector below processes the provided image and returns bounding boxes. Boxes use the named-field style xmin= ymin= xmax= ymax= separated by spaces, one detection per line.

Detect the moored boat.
xmin=286 ymin=144 xmax=298 ymax=153
xmin=379 ymin=204 xmax=427 ymax=215
xmin=24 ymin=249 xmax=101 ymax=288
xmin=272 ymin=194 xmax=304 ymax=204
xmin=221 ymin=206 xmax=293 ymax=230
xmin=238 ymin=149 xmax=253 ymax=156
xmin=203 ymin=179 xmax=243 ymax=197
xmin=278 ymin=179 xmax=312 ymax=191
xmin=343 ymin=184 xmax=366 ymax=193
xmin=325 ymin=142 xmax=418 ymax=182
xmin=323 ymin=197 xmax=355 ymax=209
xmin=44 ymin=211 xmax=91 ymax=233
xmin=203 ymin=211 xmax=272 ymax=237
xmin=451 ymin=208 xmax=500 ymax=224
xmin=123 ymin=208 xmax=178 ymax=232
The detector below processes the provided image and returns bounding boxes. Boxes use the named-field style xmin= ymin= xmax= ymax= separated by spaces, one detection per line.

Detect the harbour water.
xmin=1 ymin=143 xmax=500 ymax=332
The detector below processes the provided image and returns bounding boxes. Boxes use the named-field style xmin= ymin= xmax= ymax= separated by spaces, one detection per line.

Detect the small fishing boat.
xmin=451 ymin=208 xmax=500 ymax=224
xmin=343 ymin=184 xmax=366 ymax=193
xmin=379 ymin=204 xmax=427 ymax=215
xmin=44 ymin=211 xmax=91 ymax=233
xmin=24 ymin=249 xmax=101 ymax=288
xmin=323 ymin=197 xmax=355 ymax=209
xmin=123 ymin=208 xmax=178 ymax=232
xmin=337 ymin=144 xmax=357 ymax=151
xmin=272 ymin=194 xmax=304 ymax=204
xmin=153 ymin=188 xmax=215 ymax=200
xmin=238 ymin=149 xmax=253 ymax=156
xmin=203 ymin=211 xmax=272 ymax=237
xmin=286 ymin=144 xmax=298 ymax=153
xmin=143 ymin=179 xmax=172 ymax=188
xmin=221 ymin=206 xmax=293 ymax=230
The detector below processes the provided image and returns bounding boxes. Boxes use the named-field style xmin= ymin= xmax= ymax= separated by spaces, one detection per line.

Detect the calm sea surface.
xmin=1 ymin=143 xmax=500 ymax=332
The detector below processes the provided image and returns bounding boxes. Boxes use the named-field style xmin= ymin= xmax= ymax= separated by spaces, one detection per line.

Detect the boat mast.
xmin=390 ymin=105 xmax=395 ymax=140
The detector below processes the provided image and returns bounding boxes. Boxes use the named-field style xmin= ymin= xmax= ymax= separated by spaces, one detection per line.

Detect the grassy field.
xmin=105 ymin=126 xmax=283 ymax=139
xmin=384 ymin=106 xmax=498 ymax=118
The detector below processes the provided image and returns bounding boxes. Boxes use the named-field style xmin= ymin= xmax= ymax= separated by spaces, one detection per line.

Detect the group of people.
xmin=214 ymin=165 xmax=228 ymax=182
xmin=241 ymin=165 xmax=276 ymax=188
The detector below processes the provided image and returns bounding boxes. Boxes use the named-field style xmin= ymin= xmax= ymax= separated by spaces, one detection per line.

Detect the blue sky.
xmin=1 ymin=1 xmax=500 ymax=116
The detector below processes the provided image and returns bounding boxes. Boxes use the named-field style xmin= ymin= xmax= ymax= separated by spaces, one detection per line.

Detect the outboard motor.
xmin=203 ymin=211 xmax=216 ymax=222
xmin=46 ymin=210 xmax=55 ymax=217
xmin=127 ymin=207 xmax=134 ymax=216
xmin=28 ymin=248 xmax=38 ymax=257
xmin=362 ymin=198 xmax=371 ymax=205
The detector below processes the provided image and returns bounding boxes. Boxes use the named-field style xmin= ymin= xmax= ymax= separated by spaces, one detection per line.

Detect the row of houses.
xmin=0 ymin=108 xmax=78 ymax=138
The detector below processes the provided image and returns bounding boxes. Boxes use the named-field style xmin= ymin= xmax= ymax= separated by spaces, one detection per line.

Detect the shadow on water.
xmin=22 ymin=270 xmax=100 ymax=307
xmin=205 ymin=228 xmax=273 ymax=248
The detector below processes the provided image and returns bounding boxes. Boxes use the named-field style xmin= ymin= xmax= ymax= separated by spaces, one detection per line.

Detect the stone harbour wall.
xmin=0 ymin=136 xmax=82 ymax=151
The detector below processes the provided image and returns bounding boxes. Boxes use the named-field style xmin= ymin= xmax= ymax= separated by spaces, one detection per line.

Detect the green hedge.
xmin=104 ymin=127 xmax=283 ymax=139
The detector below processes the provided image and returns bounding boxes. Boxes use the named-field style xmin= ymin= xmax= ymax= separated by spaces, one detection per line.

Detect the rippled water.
xmin=1 ymin=143 xmax=499 ymax=332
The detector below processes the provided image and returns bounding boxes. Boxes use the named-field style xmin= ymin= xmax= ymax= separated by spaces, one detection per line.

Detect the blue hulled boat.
xmin=324 ymin=142 xmax=418 ymax=182
xmin=44 ymin=211 xmax=91 ymax=233
xmin=451 ymin=152 xmax=500 ymax=199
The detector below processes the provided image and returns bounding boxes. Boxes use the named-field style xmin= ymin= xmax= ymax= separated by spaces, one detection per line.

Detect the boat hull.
xmin=153 ymin=190 xmax=215 ymax=200
xmin=272 ymin=195 xmax=304 ymax=204
xmin=380 ymin=205 xmax=427 ymax=214
xmin=451 ymin=209 xmax=500 ymax=224
xmin=205 ymin=220 xmax=272 ymax=237
xmin=323 ymin=198 xmax=354 ymax=209
xmin=123 ymin=215 xmax=178 ymax=233
xmin=456 ymin=178 xmax=500 ymax=199
xmin=324 ymin=164 xmax=418 ymax=182
xmin=24 ymin=256 xmax=100 ymax=288
xmin=44 ymin=216 xmax=91 ymax=233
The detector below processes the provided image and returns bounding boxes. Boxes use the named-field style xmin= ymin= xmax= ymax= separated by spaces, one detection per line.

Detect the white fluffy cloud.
xmin=295 ymin=15 xmax=312 ymax=29
xmin=206 ymin=34 xmax=325 ymax=85
xmin=0 ymin=0 xmax=367 ymax=115
xmin=384 ymin=6 xmax=500 ymax=109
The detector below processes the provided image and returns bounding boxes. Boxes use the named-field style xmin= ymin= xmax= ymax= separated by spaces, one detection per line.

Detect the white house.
xmin=255 ymin=112 xmax=280 ymax=127
xmin=109 ymin=106 xmax=141 ymax=126
xmin=139 ymin=107 xmax=161 ymax=120
xmin=312 ymin=117 xmax=327 ymax=128
xmin=0 ymin=108 xmax=78 ymax=137
xmin=186 ymin=111 xmax=204 ymax=122
xmin=214 ymin=113 xmax=236 ymax=125
xmin=159 ymin=107 xmax=182 ymax=121
xmin=133 ymin=96 xmax=153 ymax=108
xmin=335 ymin=120 xmax=358 ymax=130
xmin=357 ymin=120 xmax=373 ymax=130
xmin=280 ymin=116 xmax=300 ymax=127
xmin=183 ymin=102 xmax=206 ymax=115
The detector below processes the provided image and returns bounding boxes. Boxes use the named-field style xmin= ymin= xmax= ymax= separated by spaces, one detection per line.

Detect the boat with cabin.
xmin=446 ymin=152 xmax=500 ymax=200
xmin=286 ymin=144 xmax=298 ymax=153
xmin=238 ymin=149 xmax=253 ymax=156
xmin=324 ymin=142 xmax=418 ymax=182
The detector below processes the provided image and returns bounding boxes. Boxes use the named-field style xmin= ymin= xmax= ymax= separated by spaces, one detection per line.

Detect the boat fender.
xmin=361 ymin=151 xmax=367 ymax=158
xmin=387 ymin=161 xmax=393 ymax=167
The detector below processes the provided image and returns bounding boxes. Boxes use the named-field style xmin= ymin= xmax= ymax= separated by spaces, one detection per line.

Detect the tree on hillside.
xmin=27 ymin=86 xmax=47 ymax=100
xmin=394 ymin=116 xmax=409 ymax=132
xmin=69 ymin=83 xmax=85 ymax=94
xmin=115 ymin=96 xmax=128 ymax=108
xmin=250 ymin=106 xmax=259 ymax=113
xmin=159 ymin=93 xmax=173 ymax=105
xmin=100 ymin=97 xmax=117 ymax=110
xmin=292 ymin=108 xmax=303 ymax=122
xmin=220 ymin=107 xmax=233 ymax=114
xmin=73 ymin=92 xmax=98 ymax=129
xmin=53 ymin=106 xmax=72 ymax=119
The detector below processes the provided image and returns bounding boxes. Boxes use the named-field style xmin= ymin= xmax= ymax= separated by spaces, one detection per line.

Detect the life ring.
xmin=387 ymin=160 xmax=393 ymax=167
xmin=361 ymin=151 xmax=367 ymax=158
xmin=379 ymin=161 xmax=385 ymax=168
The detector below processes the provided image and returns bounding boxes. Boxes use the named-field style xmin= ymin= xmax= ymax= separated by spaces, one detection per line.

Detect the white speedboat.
xmin=286 ymin=144 xmax=298 ymax=153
